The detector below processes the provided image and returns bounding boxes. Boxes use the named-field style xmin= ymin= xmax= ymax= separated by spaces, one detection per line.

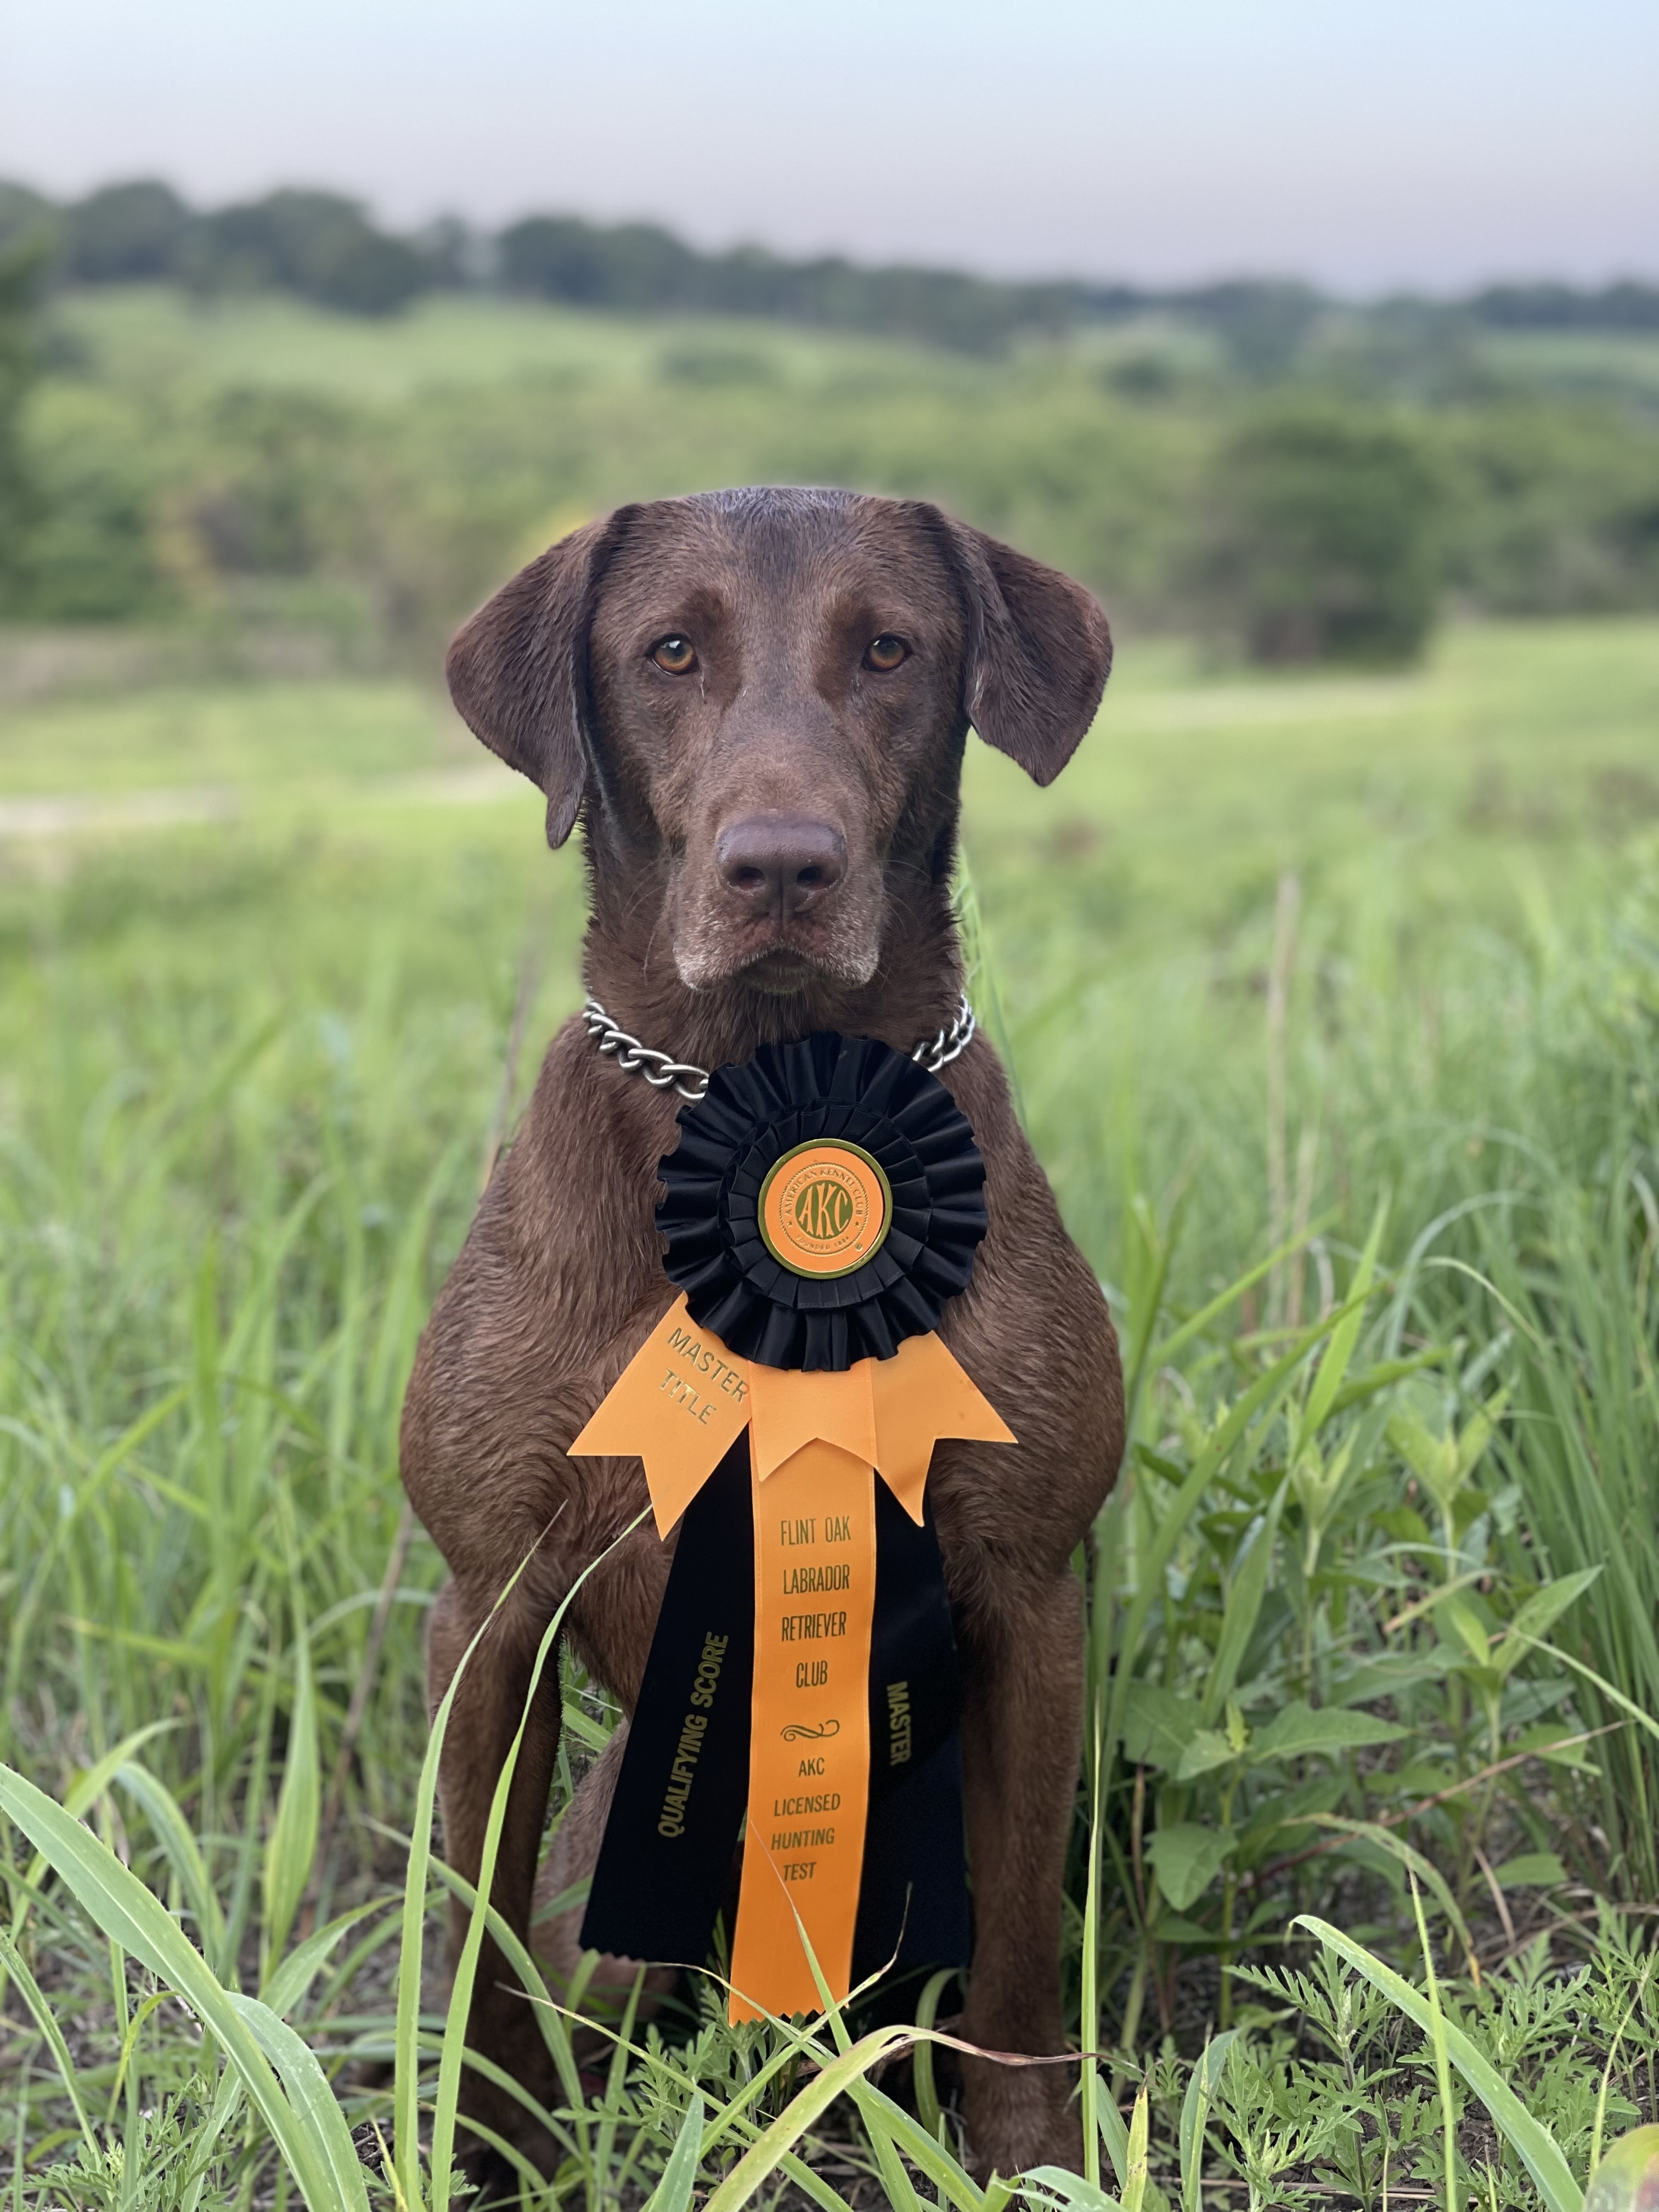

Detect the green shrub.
xmin=1202 ymin=399 xmax=1446 ymax=664
xmin=178 ymin=190 xmax=432 ymax=317
xmin=1440 ymin=400 xmax=1659 ymax=614
xmin=14 ymin=387 xmax=173 ymax=620
xmin=60 ymin=179 xmax=193 ymax=284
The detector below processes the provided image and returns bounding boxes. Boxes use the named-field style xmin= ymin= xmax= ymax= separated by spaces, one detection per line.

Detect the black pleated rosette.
xmin=657 ymin=1032 xmax=989 ymax=1372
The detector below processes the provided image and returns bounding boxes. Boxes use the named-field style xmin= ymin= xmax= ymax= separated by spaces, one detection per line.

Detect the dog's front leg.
xmin=957 ymin=1568 xmax=1087 ymax=2179
xmin=426 ymin=1574 xmax=565 ymax=2170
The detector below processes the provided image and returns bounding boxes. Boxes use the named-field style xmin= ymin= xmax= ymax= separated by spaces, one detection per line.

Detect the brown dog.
xmin=400 ymin=487 xmax=1124 ymax=2181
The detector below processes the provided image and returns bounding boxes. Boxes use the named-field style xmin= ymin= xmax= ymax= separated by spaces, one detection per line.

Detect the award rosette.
xmin=569 ymin=1032 xmax=1013 ymax=2022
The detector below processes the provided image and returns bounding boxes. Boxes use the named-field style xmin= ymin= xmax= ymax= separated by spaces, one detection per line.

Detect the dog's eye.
xmin=864 ymin=634 xmax=910 ymax=673
xmin=650 ymin=635 xmax=698 ymax=675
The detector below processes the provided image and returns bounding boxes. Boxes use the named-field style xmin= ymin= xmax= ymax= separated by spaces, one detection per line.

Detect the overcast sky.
xmin=3 ymin=0 xmax=1655 ymax=292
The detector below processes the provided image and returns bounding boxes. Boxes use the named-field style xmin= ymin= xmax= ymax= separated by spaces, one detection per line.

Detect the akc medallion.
xmin=759 ymin=1139 xmax=892 ymax=1277
xmin=657 ymin=1030 xmax=991 ymax=1372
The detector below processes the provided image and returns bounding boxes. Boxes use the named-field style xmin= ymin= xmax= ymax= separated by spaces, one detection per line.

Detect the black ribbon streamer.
xmin=582 ymin=1449 xmax=970 ymax=1984
xmin=580 ymin=1436 xmax=754 ymax=1964
xmin=853 ymin=1477 xmax=971 ymax=1980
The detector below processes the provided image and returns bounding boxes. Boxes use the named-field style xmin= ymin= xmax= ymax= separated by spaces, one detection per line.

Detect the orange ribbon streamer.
xmin=569 ymin=1294 xmax=1013 ymax=2019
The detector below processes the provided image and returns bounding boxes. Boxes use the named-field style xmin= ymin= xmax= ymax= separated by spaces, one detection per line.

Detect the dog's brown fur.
xmin=400 ymin=488 xmax=1125 ymax=2181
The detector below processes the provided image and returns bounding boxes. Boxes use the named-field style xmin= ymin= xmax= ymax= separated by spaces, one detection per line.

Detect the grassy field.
xmin=2 ymin=616 xmax=1658 ymax=2208
xmin=50 ymin=286 xmax=1659 ymax=415
xmin=49 ymin=286 xmax=992 ymax=403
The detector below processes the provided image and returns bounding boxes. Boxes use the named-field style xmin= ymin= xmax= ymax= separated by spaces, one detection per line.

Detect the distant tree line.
xmin=1468 ymin=282 xmax=1659 ymax=332
xmin=2 ymin=176 xmax=1656 ymax=354
xmin=0 ymin=182 xmax=436 ymax=319
xmin=4 ymin=177 xmax=1658 ymax=669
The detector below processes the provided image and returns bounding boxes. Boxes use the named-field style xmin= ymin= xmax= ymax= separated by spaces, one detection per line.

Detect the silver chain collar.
xmin=580 ymin=991 xmax=977 ymax=1103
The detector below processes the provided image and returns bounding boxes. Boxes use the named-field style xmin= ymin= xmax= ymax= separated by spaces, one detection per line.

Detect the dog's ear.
xmin=445 ymin=510 xmax=635 ymax=847
xmin=927 ymin=512 xmax=1112 ymax=786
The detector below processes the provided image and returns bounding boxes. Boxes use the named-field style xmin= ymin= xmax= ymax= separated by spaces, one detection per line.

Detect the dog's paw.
xmin=964 ymin=2067 xmax=1084 ymax=2182
xmin=454 ymin=2074 xmax=562 ymax=2191
xmin=454 ymin=2137 xmax=526 ymax=2206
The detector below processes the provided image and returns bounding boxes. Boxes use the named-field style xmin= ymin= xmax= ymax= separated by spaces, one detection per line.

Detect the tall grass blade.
xmin=426 ymin=1528 xmax=624 ymax=2205
xmin=0 ymin=1922 xmax=100 ymax=2160
xmin=699 ymin=2023 xmax=929 ymax=2212
xmin=228 ymin=1991 xmax=379 ymax=2211
xmin=262 ymin=1894 xmax=393 ymax=2019
xmin=850 ymin=2081 xmax=988 ymax=2212
xmin=644 ymin=2092 xmax=705 ymax=2212
xmin=1081 ymin=1711 xmax=1105 ymax=2187
xmin=178 ymin=2067 xmax=250 ymax=2212
xmin=1516 ymin=1637 xmax=1659 ymax=1746
xmin=1410 ymin=1870 xmax=1460 ymax=2212
xmin=1020 ymin=2170 xmax=1122 ymax=2212
xmin=1301 ymin=1202 xmax=1385 ymax=1435
xmin=911 ymin=1963 xmax=958 ymax=2143
xmin=1180 ymin=2032 xmax=1239 ymax=2212
xmin=1122 ymin=2082 xmax=1149 ymax=2212
xmin=391 ymin=1544 xmax=548 ymax=2205
xmin=263 ymin=1567 xmax=320 ymax=1987
xmin=1201 ymin=1479 xmax=1285 ymax=1724
xmin=0 ymin=1716 xmax=179 ymax=2021
xmin=113 ymin=1759 xmax=229 ymax=1976
xmin=1096 ymin=2090 xmax=1132 ymax=2195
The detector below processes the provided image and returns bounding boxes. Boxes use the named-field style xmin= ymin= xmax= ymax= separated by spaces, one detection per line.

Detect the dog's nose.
xmin=716 ymin=814 xmax=847 ymax=918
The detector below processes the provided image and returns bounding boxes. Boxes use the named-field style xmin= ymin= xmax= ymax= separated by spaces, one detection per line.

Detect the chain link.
xmin=581 ymin=998 xmax=712 ymax=1100
xmin=911 ymin=992 xmax=977 ymax=1072
xmin=581 ymin=990 xmax=975 ymax=1102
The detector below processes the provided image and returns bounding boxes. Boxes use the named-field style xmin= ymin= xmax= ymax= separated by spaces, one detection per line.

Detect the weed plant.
xmin=1 ymin=627 xmax=1657 ymax=2205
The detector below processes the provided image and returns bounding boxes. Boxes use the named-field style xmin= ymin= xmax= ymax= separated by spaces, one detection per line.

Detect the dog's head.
xmin=447 ymin=489 xmax=1109 ymax=1000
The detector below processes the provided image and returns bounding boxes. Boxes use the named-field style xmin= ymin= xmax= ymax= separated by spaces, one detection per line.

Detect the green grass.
xmin=49 ymin=285 xmax=1659 ymax=419
xmin=49 ymin=285 xmax=1006 ymax=404
xmin=7 ymin=613 xmax=1657 ymax=901
xmin=2 ymin=617 xmax=1658 ymax=2206
xmin=0 ymin=676 xmax=467 ymax=796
